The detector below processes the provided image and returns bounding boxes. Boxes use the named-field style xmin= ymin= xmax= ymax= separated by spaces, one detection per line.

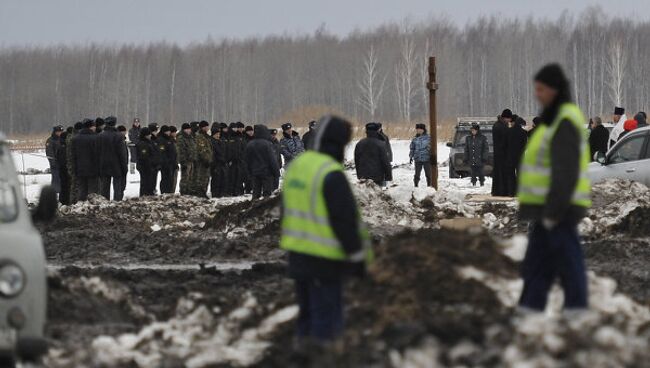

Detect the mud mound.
xmin=583 ymin=179 xmax=650 ymax=236
xmin=612 ymin=206 xmax=650 ymax=237
xmin=205 ymin=195 xmax=281 ymax=237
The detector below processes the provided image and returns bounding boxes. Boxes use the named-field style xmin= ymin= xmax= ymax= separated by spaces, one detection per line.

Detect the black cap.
xmin=148 ymin=123 xmax=159 ymax=131
xmin=245 ymin=125 xmax=254 ymax=132
xmin=53 ymin=125 xmax=64 ymax=133
xmin=236 ymin=122 xmax=245 ymax=128
xmin=95 ymin=117 xmax=105 ymax=126
xmin=117 ymin=125 xmax=127 ymax=132
xmin=160 ymin=125 xmax=170 ymax=134
xmin=84 ymin=120 xmax=96 ymax=128
xmin=415 ymin=123 xmax=426 ymax=130
xmin=471 ymin=123 xmax=480 ymax=131
xmin=181 ymin=123 xmax=191 ymax=130
xmin=219 ymin=122 xmax=229 ymax=130
xmin=140 ymin=127 xmax=151 ymax=137
xmin=281 ymin=123 xmax=293 ymax=131
xmin=270 ymin=128 xmax=278 ymax=135
xmin=199 ymin=121 xmax=210 ymax=128
xmin=614 ymin=107 xmax=625 ymax=115
xmin=169 ymin=125 xmax=178 ymax=133
xmin=365 ymin=122 xmax=380 ymax=131
xmin=105 ymin=116 xmax=117 ymax=126
xmin=501 ymin=109 xmax=513 ymax=119
xmin=74 ymin=122 xmax=83 ymax=130
xmin=211 ymin=126 xmax=220 ymax=136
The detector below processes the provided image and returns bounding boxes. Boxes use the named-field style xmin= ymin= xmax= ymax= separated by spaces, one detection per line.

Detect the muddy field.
xmin=37 ymin=178 xmax=650 ymax=367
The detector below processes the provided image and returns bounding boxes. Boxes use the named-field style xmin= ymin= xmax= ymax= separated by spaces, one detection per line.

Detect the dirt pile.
xmin=582 ymin=179 xmax=650 ymax=236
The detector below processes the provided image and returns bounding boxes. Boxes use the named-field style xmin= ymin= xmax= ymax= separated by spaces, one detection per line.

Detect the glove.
xmin=409 ymin=158 xmax=413 ymax=164
xmin=542 ymin=218 xmax=558 ymax=231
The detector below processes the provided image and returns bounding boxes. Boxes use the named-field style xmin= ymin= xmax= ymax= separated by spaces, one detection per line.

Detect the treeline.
xmin=1 ymin=6 xmax=648 ymax=135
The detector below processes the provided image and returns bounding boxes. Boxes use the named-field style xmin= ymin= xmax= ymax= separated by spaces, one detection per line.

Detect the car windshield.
xmin=454 ymin=130 xmax=493 ymax=146
xmin=0 ymin=144 xmax=19 ymax=223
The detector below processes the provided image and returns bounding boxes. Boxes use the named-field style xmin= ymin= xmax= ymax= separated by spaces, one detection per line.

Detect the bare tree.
xmin=606 ymin=38 xmax=627 ymax=107
xmin=357 ymin=44 xmax=386 ymax=119
xmin=395 ymin=35 xmax=417 ymax=122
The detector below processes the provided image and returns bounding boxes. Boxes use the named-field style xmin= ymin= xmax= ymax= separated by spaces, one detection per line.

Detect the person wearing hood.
xmin=463 ymin=123 xmax=489 ymax=187
xmin=136 ymin=127 xmax=160 ymax=196
xmin=46 ymin=125 xmax=64 ymax=194
xmin=270 ymin=128 xmax=283 ymax=190
xmin=505 ymin=116 xmax=528 ymax=195
xmin=128 ymin=118 xmax=141 ymax=174
xmin=302 ymin=120 xmax=317 ymax=149
xmin=354 ymin=122 xmax=393 ymax=186
xmin=589 ymin=117 xmax=609 ymax=160
xmin=72 ymin=119 xmax=100 ymax=201
xmin=191 ymin=121 xmax=214 ymax=197
xmin=158 ymin=125 xmax=178 ymax=194
xmin=66 ymin=122 xmax=84 ymax=204
xmin=634 ymin=112 xmax=648 ymax=128
xmin=98 ymin=116 xmax=128 ymax=201
xmin=244 ymin=125 xmax=280 ymax=199
xmin=608 ymin=107 xmax=627 ymax=149
xmin=210 ymin=126 xmax=228 ymax=198
xmin=281 ymin=115 xmax=372 ymax=342
xmin=492 ymin=109 xmax=511 ymax=196
xmin=280 ymin=122 xmax=305 ymax=165
xmin=409 ymin=123 xmax=431 ymax=187
xmin=517 ymin=63 xmax=591 ymax=312
xmin=177 ymin=123 xmax=198 ymax=195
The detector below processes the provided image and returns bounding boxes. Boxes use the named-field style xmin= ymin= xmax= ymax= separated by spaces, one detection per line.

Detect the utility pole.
xmin=427 ymin=56 xmax=439 ymax=189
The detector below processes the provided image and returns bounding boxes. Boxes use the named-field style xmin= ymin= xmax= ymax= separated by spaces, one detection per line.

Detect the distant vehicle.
xmin=446 ymin=117 xmax=495 ymax=178
xmin=0 ymin=133 xmax=56 ymax=367
xmin=588 ymin=126 xmax=650 ymax=187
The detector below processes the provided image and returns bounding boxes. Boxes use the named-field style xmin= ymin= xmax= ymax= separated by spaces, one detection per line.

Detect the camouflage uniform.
xmin=193 ymin=130 xmax=214 ymax=197
xmin=176 ymin=131 xmax=198 ymax=195
xmin=65 ymin=132 xmax=78 ymax=203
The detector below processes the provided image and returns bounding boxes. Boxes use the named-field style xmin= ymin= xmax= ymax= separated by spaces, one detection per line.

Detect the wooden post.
xmin=427 ymin=57 xmax=439 ymax=189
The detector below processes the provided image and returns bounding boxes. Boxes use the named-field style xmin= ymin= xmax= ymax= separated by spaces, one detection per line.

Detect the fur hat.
xmin=281 ymin=123 xmax=293 ymax=131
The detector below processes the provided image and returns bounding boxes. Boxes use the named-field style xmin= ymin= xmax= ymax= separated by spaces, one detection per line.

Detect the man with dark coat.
xmin=95 ymin=117 xmax=105 ymax=135
xmin=270 ymin=128 xmax=283 ymax=190
xmin=505 ymin=116 xmax=528 ymax=196
xmin=244 ymin=125 xmax=281 ymax=199
xmin=301 ymin=120 xmax=317 ymax=149
xmin=492 ymin=109 xmax=511 ymax=196
xmin=226 ymin=123 xmax=247 ymax=196
xmin=354 ymin=122 xmax=393 ymax=186
xmin=409 ymin=123 xmax=431 ymax=187
xmin=377 ymin=123 xmax=393 ymax=164
xmin=210 ymin=126 xmax=228 ymax=198
xmin=193 ymin=121 xmax=214 ymax=197
xmin=136 ymin=127 xmax=160 ymax=196
xmin=66 ymin=122 xmax=83 ymax=204
xmin=128 ymin=118 xmax=141 ymax=174
xmin=98 ymin=116 xmax=128 ymax=200
xmin=45 ymin=125 xmax=64 ymax=194
xmin=157 ymin=125 xmax=178 ymax=194
xmin=177 ymin=123 xmax=197 ymax=195
xmin=589 ymin=117 xmax=609 ymax=159
xmin=464 ymin=123 xmax=489 ymax=187
xmin=116 ymin=125 xmax=129 ymax=196
xmin=280 ymin=123 xmax=305 ymax=165
xmin=243 ymin=125 xmax=254 ymax=194
xmin=72 ymin=120 xmax=99 ymax=201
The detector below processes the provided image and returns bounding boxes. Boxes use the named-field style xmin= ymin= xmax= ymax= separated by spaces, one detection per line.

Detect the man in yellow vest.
xmin=517 ymin=64 xmax=591 ymax=312
xmin=280 ymin=115 xmax=372 ymax=341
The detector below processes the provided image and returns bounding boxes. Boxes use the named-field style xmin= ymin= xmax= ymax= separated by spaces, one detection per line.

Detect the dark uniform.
xmin=177 ymin=124 xmax=198 ymax=196
xmin=57 ymin=129 xmax=71 ymax=205
xmin=72 ymin=122 xmax=99 ymax=201
xmin=193 ymin=122 xmax=214 ymax=197
xmin=98 ymin=117 xmax=128 ymax=201
xmin=464 ymin=125 xmax=490 ymax=186
xmin=136 ymin=128 xmax=160 ymax=196
xmin=45 ymin=127 xmax=64 ymax=193
xmin=354 ymin=123 xmax=392 ymax=186
xmin=158 ymin=127 xmax=178 ymax=194
xmin=301 ymin=120 xmax=316 ymax=150
xmin=270 ymin=129 xmax=282 ymax=190
xmin=244 ymin=125 xmax=280 ymax=199
xmin=280 ymin=123 xmax=305 ymax=165
xmin=66 ymin=122 xmax=83 ymax=204
xmin=492 ymin=111 xmax=510 ymax=196
xmin=210 ymin=127 xmax=228 ymax=198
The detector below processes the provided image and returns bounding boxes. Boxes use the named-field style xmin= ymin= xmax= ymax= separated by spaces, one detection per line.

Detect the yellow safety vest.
xmin=280 ymin=151 xmax=373 ymax=263
xmin=518 ymin=103 xmax=592 ymax=208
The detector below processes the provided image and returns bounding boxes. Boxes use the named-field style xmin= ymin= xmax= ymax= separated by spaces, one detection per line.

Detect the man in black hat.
xmin=95 ymin=117 xmax=106 ymax=134
xmin=210 ymin=126 xmax=227 ymax=198
xmin=354 ymin=122 xmax=392 ymax=186
xmin=116 ymin=125 xmax=129 ymax=196
xmin=302 ymin=120 xmax=317 ymax=150
xmin=245 ymin=125 xmax=281 ymax=199
xmin=504 ymin=116 xmax=528 ymax=195
xmin=192 ymin=121 xmax=214 ymax=197
xmin=177 ymin=123 xmax=198 ymax=195
xmin=128 ymin=118 xmax=141 ymax=175
xmin=98 ymin=116 xmax=128 ymax=200
xmin=136 ymin=127 xmax=160 ymax=196
xmin=270 ymin=128 xmax=282 ymax=190
xmin=409 ymin=123 xmax=431 ymax=187
xmin=280 ymin=122 xmax=305 ymax=165
xmin=492 ymin=108 xmax=512 ymax=196
xmin=464 ymin=123 xmax=489 ymax=187
xmin=66 ymin=122 xmax=84 ymax=204
xmin=72 ymin=119 xmax=100 ymax=201
xmin=46 ymin=125 xmax=64 ymax=194
xmin=609 ymin=106 xmax=627 ymax=149
xmin=158 ymin=125 xmax=178 ymax=194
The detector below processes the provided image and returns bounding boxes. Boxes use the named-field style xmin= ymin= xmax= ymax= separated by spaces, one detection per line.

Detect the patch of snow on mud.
xmin=582 ymin=179 xmax=650 ymax=235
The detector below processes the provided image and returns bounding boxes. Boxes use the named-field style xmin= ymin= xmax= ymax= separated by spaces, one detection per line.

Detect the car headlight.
xmin=0 ymin=264 xmax=25 ymax=298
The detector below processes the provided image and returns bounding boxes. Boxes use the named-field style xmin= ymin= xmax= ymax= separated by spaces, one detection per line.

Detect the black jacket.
xmin=302 ymin=129 xmax=314 ymax=150
xmin=244 ymin=125 xmax=280 ymax=178
xmin=492 ymin=119 xmax=508 ymax=162
xmin=464 ymin=133 xmax=489 ymax=166
xmin=354 ymin=131 xmax=393 ymax=183
xmin=45 ymin=134 xmax=62 ymax=169
xmin=379 ymin=130 xmax=393 ymax=162
xmin=98 ymin=126 xmax=128 ymax=177
xmin=288 ymin=117 xmax=364 ymax=281
xmin=211 ymin=137 xmax=226 ymax=167
xmin=157 ymin=134 xmax=178 ymax=170
xmin=271 ymin=138 xmax=282 ymax=168
xmin=72 ymin=129 xmax=99 ymax=177
xmin=505 ymin=125 xmax=528 ymax=169
xmin=136 ymin=138 xmax=160 ymax=173
xmin=589 ymin=125 xmax=610 ymax=159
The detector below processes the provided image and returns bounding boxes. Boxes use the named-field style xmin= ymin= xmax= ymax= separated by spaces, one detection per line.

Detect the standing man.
xmin=517 ymin=63 xmax=591 ymax=312
xmin=66 ymin=122 xmax=83 ymax=204
xmin=464 ymin=123 xmax=489 ymax=187
xmin=409 ymin=123 xmax=431 ymax=187
xmin=354 ymin=122 xmax=392 ymax=186
xmin=116 ymin=125 xmax=129 ymax=196
xmin=270 ymin=128 xmax=283 ymax=190
xmin=45 ymin=125 xmax=64 ymax=194
xmin=210 ymin=126 xmax=227 ymax=198
xmin=280 ymin=123 xmax=305 ymax=165
xmin=176 ymin=123 xmax=197 ymax=196
xmin=72 ymin=119 xmax=99 ymax=201
xmin=192 ymin=121 xmax=214 ymax=197
xmin=608 ymin=107 xmax=627 ymax=149
xmin=136 ymin=127 xmax=159 ymax=197
xmin=377 ymin=123 xmax=393 ymax=165
xmin=158 ymin=126 xmax=178 ymax=194
xmin=57 ymin=128 xmax=71 ymax=205
xmin=169 ymin=125 xmax=180 ymax=193
xmin=245 ymin=125 xmax=280 ymax=199
xmin=588 ymin=117 xmax=609 ymax=159
xmin=281 ymin=115 xmax=372 ymax=342
xmin=505 ymin=117 xmax=528 ymax=196
xmin=301 ymin=120 xmax=317 ymax=150
xmin=492 ymin=109 xmax=511 ymax=196
xmin=98 ymin=116 xmax=128 ymax=201
xmin=128 ymin=118 xmax=141 ymax=174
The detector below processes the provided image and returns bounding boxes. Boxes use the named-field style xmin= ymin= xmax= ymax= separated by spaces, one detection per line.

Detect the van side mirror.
xmin=595 ymin=151 xmax=607 ymax=165
xmin=446 ymin=142 xmax=453 ymax=148
xmin=32 ymin=186 xmax=57 ymax=223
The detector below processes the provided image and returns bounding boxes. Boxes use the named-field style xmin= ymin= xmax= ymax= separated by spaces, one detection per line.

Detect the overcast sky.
xmin=0 ymin=0 xmax=647 ymax=47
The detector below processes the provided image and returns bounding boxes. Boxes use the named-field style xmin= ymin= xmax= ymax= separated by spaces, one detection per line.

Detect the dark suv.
xmin=446 ymin=118 xmax=495 ymax=178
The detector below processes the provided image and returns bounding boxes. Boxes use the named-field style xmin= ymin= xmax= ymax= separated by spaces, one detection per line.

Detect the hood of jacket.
xmin=311 ymin=116 xmax=352 ymax=163
xmin=253 ymin=124 xmax=272 ymax=141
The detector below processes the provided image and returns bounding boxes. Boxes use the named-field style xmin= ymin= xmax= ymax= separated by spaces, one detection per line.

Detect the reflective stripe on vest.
xmin=518 ymin=103 xmax=592 ymax=208
xmin=280 ymin=151 xmax=373 ymax=263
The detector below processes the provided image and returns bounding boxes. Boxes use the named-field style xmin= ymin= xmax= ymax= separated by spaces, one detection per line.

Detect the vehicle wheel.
xmin=449 ymin=164 xmax=460 ymax=179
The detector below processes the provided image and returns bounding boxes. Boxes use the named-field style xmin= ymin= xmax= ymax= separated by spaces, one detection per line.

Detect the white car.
xmin=588 ymin=126 xmax=650 ymax=187
xmin=0 ymin=133 xmax=55 ymax=366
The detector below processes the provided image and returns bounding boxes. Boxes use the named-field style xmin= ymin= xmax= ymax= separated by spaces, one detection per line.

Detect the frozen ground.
xmin=18 ymin=140 xmax=650 ymax=367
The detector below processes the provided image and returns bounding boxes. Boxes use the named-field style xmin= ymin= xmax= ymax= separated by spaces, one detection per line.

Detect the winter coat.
xmin=45 ymin=134 xmax=62 ymax=169
xmin=280 ymin=131 xmax=305 ymax=163
xmin=72 ymin=129 xmax=99 ymax=177
xmin=354 ymin=131 xmax=393 ymax=184
xmin=128 ymin=126 xmax=140 ymax=145
xmin=210 ymin=137 xmax=226 ymax=168
xmin=98 ymin=126 xmax=128 ymax=177
xmin=157 ymin=134 xmax=178 ymax=170
xmin=244 ymin=125 xmax=280 ymax=178
xmin=589 ymin=125 xmax=610 ymax=158
xmin=609 ymin=114 xmax=628 ymax=148
xmin=505 ymin=125 xmax=528 ymax=169
xmin=195 ymin=131 xmax=214 ymax=168
xmin=176 ymin=131 xmax=197 ymax=166
xmin=271 ymin=138 xmax=282 ymax=168
xmin=65 ymin=132 xmax=76 ymax=177
xmin=379 ymin=131 xmax=393 ymax=162
xmin=302 ymin=129 xmax=315 ymax=150
xmin=56 ymin=133 xmax=68 ymax=173
xmin=136 ymin=138 xmax=160 ymax=173
xmin=464 ymin=133 xmax=489 ymax=166
xmin=409 ymin=134 xmax=431 ymax=163
xmin=491 ymin=118 xmax=509 ymax=196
